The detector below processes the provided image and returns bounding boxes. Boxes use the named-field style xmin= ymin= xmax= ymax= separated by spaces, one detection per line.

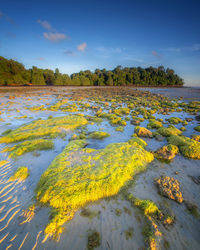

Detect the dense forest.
xmin=0 ymin=56 xmax=184 ymax=86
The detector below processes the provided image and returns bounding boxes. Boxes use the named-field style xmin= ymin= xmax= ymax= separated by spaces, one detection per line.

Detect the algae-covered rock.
xmin=10 ymin=166 xmax=29 ymax=181
xmin=167 ymin=135 xmax=200 ymax=160
xmin=114 ymin=107 xmax=130 ymax=116
xmin=191 ymin=134 xmax=200 ymax=141
xmin=0 ymin=115 xmax=88 ymax=143
xmin=134 ymin=198 xmax=162 ymax=217
xmin=167 ymin=117 xmax=182 ymax=124
xmin=115 ymin=126 xmax=124 ymax=132
xmin=152 ymin=132 xmax=164 ymax=141
xmin=128 ymin=137 xmax=147 ymax=148
xmin=35 ymin=139 xmax=154 ymax=238
xmin=157 ymin=126 xmax=182 ymax=137
xmin=156 ymin=176 xmax=183 ymax=203
xmin=135 ymin=126 xmax=153 ymax=138
xmin=180 ymin=127 xmax=186 ymax=131
xmin=131 ymin=117 xmax=144 ymax=125
xmin=155 ymin=144 xmax=179 ymax=161
xmin=147 ymin=120 xmax=163 ymax=129
xmin=2 ymin=139 xmax=54 ymax=159
xmin=88 ymin=131 xmax=110 ymax=139
xmin=87 ymin=231 xmax=101 ymax=250
xmin=194 ymin=126 xmax=200 ymax=132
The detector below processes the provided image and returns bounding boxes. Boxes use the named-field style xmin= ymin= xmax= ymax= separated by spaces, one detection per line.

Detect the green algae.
xmin=154 ymin=144 xmax=179 ymax=162
xmin=191 ymin=134 xmax=200 ymax=141
xmin=87 ymin=231 xmax=101 ymax=250
xmin=156 ymin=176 xmax=183 ymax=203
xmin=167 ymin=117 xmax=182 ymax=124
xmin=97 ymin=112 xmax=126 ymax=126
xmin=9 ymin=166 xmax=29 ymax=181
xmin=134 ymin=198 xmax=162 ymax=217
xmin=114 ymin=107 xmax=130 ymax=116
xmin=147 ymin=120 xmax=163 ymax=129
xmin=167 ymin=135 xmax=200 ymax=159
xmin=115 ymin=126 xmax=124 ymax=132
xmin=134 ymin=126 xmax=153 ymax=138
xmin=157 ymin=126 xmax=182 ymax=137
xmin=125 ymin=227 xmax=134 ymax=240
xmin=0 ymin=115 xmax=88 ymax=143
xmin=194 ymin=126 xmax=200 ymax=132
xmin=88 ymin=131 xmax=110 ymax=139
xmin=115 ymin=208 xmax=122 ymax=216
xmin=2 ymin=139 xmax=54 ymax=159
xmin=126 ymin=194 xmax=163 ymax=250
xmin=35 ymin=138 xmax=154 ymax=238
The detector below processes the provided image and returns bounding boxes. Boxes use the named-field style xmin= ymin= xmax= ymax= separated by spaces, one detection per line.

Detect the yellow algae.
xmin=154 ymin=144 xmax=179 ymax=161
xmin=157 ymin=126 xmax=182 ymax=137
xmin=147 ymin=120 xmax=163 ymax=129
xmin=167 ymin=135 xmax=200 ymax=159
xmin=134 ymin=126 xmax=153 ymax=138
xmin=134 ymin=198 xmax=162 ymax=217
xmin=0 ymin=115 xmax=88 ymax=143
xmin=0 ymin=160 xmax=9 ymax=167
xmin=3 ymin=139 xmax=54 ymax=159
xmin=88 ymin=131 xmax=110 ymax=139
xmin=156 ymin=176 xmax=183 ymax=203
xmin=9 ymin=166 xmax=29 ymax=181
xmin=35 ymin=138 xmax=154 ymax=238
xmin=113 ymin=107 xmax=130 ymax=116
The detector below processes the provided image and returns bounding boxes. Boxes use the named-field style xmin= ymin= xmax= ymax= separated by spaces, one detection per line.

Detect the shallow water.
xmin=0 ymin=86 xmax=199 ymax=250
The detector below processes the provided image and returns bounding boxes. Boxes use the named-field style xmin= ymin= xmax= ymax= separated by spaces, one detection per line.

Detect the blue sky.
xmin=0 ymin=0 xmax=200 ymax=86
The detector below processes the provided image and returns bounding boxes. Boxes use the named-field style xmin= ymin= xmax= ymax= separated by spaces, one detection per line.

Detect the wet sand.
xmin=0 ymin=87 xmax=199 ymax=250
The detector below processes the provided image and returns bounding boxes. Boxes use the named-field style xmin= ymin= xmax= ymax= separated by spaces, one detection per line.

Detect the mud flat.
xmin=0 ymin=86 xmax=199 ymax=249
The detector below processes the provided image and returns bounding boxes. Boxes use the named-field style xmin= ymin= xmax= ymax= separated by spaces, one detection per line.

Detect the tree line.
xmin=0 ymin=56 xmax=184 ymax=86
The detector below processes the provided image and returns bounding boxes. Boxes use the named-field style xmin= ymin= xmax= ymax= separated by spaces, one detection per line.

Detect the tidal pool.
xmin=0 ymin=86 xmax=199 ymax=250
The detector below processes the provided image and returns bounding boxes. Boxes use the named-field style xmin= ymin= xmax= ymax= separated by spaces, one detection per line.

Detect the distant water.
xmin=133 ymin=87 xmax=200 ymax=101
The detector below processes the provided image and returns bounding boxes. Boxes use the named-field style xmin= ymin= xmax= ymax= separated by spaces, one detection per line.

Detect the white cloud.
xmin=37 ymin=19 xmax=69 ymax=42
xmin=160 ymin=44 xmax=200 ymax=53
xmin=96 ymin=46 xmax=122 ymax=53
xmin=37 ymin=20 xmax=52 ymax=31
xmin=77 ymin=42 xmax=87 ymax=52
xmin=43 ymin=32 xmax=67 ymax=42
xmin=188 ymin=44 xmax=200 ymax=51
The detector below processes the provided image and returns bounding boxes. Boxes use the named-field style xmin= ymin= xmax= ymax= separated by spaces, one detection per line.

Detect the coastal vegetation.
xmin=0 ymin=56 xmax=184 ymax=86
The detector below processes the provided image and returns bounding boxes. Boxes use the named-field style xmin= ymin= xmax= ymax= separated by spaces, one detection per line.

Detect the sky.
xmin=0 ymin=0 xmax=200 ymax=86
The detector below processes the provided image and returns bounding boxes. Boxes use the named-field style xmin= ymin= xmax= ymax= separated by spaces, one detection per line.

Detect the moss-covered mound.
xmin=0 ymin=115 xmax=88 ymax=143
xmin=167 ymin=117 xmax=182 ymax=124
xmin=97 ymin=112 xmax=126 ymax=126
xmin=147 ymin=120 xmax=163 ymax=129
xmin=157 ymin=126 xmax=182 ymax=137
xmin=88 ymin=131 xmax=110 ymax=139
xmin=87 ymin=231 xmax=101 ymax=250
xmin=194 ymin=126 xmax=200 ymax=132
xmin=134 ymin=126 xmax=153 ymax=138
xmin=191 ymin=134 xmax=200 ymax=141
xmin=3 ymin=139 xmax=54 ymax=159
xmin=35 ymin=138 xmax=154 ymax=238
xmin=156 ymin=176 xmax=183 ymax=203
xmin=167 ymin=135 xmax=200 ymax=159
xmin=134 ymin=198 xmax=162 ymax=217
xmin=154 ymin=144 xmax=179 ymax=161
xmin=9 ymin=166 xmax=29 ymax=181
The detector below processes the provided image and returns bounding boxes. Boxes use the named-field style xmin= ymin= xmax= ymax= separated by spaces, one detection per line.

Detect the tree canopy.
xmin=0 ymin=56 xmax=184 ymax=86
